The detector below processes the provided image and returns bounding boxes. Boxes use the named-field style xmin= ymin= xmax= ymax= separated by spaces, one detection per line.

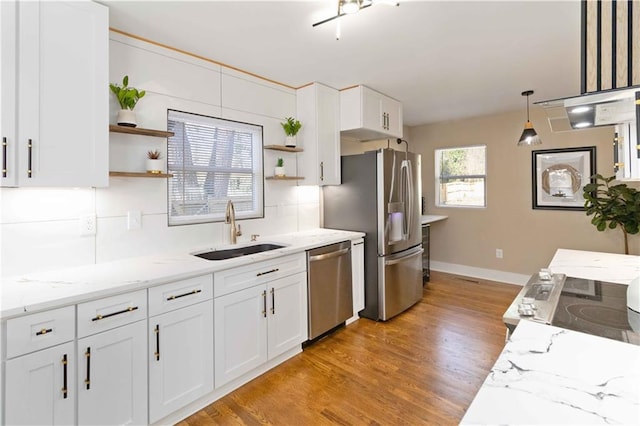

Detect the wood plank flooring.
xmin=178 ymin=272 xmax=521 ymax=425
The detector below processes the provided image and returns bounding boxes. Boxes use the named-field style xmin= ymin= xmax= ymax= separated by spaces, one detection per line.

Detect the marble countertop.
xmin=0 ymin=228 xmax=363 ymax=320
xmin=549 ymin=248 xmax=640 ymax=285
xmin=420 ymin=215 xmax=448 ymax=225
xmin=461 ymin=320 xmax=640 ymax=425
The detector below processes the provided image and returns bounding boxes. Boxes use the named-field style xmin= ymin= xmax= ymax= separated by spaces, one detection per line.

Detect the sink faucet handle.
xmin=251 ymin=234 xmax=259 ymax=241
xmin=236 ymin=224 xmax=242 ymax=236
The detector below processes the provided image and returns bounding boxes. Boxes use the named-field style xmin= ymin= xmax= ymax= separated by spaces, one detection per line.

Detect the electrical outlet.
xmin=496 ymin=248 xmax=503 ymax=259
xmin=127 ymin=211 xmax=142 ymax=230
xmin=79 ymin=215 xmax=96 ymax=236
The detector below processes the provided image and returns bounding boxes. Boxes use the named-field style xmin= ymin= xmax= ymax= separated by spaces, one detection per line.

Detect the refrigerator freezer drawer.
xmin=378 ymin=246 xmax=424 ymax=320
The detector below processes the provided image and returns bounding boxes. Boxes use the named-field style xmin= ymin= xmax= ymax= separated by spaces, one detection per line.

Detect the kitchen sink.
xmin=193 ymin=243 xmax=285 ymax=261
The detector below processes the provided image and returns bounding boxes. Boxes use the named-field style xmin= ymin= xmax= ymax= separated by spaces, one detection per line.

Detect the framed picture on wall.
xmin=532 ymin=146 xmax=596 ymax=210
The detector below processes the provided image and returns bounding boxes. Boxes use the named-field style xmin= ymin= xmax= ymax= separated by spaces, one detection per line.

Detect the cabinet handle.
xmin=166 ymin=289 xmax=201 ymax=301
xmin=62 ymin=354 xmax=68 ymax=399
xmin=2 ymin=137 xmax=7 ymax=178
xmin=353 ymin=241 xmax=364 ymax=246
xmin=36 ymin=327 xmax=53 ymax=336
xmin=27 ymin=139 xmax=32 ymax=178
xmin=384 ymin=112 xmax=387 ymax=130
xmin=270 ymin=287 xmax=275 ymax=315
xmin=262 ymin=290 xmax=267 ymax=318
xmin=154 ymin=324 xmax=160 ymax=361
xmin=84 ymin=347 xmax=91 ymax=390
xmin=613 ymin=133 xmax=619 ymax=173
xmin=320 ymin=161 xmax=324 ymax=181
xmin=256 ymin=268 xmax=278 ymax=277
xmin=91 ymin=306 xmax=138 ymax=321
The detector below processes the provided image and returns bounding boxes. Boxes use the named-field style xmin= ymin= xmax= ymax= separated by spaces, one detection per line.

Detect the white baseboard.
xmin=430 ymin=260 xmax=529 ymax=286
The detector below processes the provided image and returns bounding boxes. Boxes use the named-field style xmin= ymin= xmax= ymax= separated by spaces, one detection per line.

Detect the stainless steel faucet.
xmin=225 ymin=200 xmax=242 ymax=244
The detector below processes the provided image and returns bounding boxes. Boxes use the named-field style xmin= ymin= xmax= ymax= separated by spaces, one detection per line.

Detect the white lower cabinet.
xmin=4 ymin=341 xmax=75 ymax=425
xmin=77 ymin=321 xmax=147 ymax=425
xmin=148 ymin=299 xmax=214 ymax=423
xmin=214 ymin=271 xmax=307 ymax=388
xmin=351 ymin=238 xmax=365 ymax=315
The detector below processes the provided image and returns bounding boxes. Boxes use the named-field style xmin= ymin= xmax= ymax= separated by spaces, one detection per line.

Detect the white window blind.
xmin=167 ymin=110 xmax=264 ymax=226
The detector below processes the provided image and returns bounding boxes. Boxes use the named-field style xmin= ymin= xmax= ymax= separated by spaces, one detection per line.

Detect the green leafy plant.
xmin=276 ymin=157 xmax=284 ymax=167
xmin=280 ymin=117 xmax=302 ymax=136
xmin=109 ymin=75 xmax=146 ymax=110
xmin=147 ymin=149 xmax=162 ymax=160
xmin=583 ymin=174 xmax=640 ymax=254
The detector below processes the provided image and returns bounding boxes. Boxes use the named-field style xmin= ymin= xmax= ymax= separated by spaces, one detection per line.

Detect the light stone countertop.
xmin=0 ymin=228 xmax=363 ymax=320
xmin=463 ymin=248 xmax=640 ymax=424
xmin=420 ymin=215 xmax=448 ymax=225
xmin=461 ymin=320 xmax=640 ymax=425
xmin=549 ymin=248 xmax=640 ymax=285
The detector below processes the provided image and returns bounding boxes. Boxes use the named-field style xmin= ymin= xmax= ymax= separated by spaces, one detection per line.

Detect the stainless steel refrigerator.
xmin=323 ymin=148 xmax=423 ymax=321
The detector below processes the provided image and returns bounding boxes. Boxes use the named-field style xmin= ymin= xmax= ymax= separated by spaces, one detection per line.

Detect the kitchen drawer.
xmin=214 ymin=253 xmax=306 ymax=297
xmin=148 ymin=274 xmax=213 ymax=317
xmin=77 ymin=289 xmax=147 ymax=338
xmin=5 ymin=306 xmax=75 ymax=359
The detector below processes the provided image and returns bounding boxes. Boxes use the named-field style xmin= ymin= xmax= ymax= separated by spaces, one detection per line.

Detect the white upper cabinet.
xmin=1 ymin=0 xmax=108 ymax=187
xmin=340 ymin=85 xmax=403 ymax=141
xmin=297 ymin=82 xmax=341 ymax=185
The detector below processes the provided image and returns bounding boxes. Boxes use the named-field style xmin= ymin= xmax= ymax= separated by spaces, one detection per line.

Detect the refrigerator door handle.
xmin=384 ymin=247 xmax=423 ymax=266
xmin=400 ymin=159 xmax=413 ymax=240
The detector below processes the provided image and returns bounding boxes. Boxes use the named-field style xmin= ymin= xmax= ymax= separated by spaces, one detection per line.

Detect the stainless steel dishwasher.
xmin=306 ymin=241 xmax=353 ymax=340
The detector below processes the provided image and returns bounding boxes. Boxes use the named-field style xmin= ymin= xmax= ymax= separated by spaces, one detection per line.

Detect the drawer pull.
xmin=36 ymin=328 xmax=53 ymax=336
xmin=84 ymin=347 xmax=91 ymax=390
xmin=167 ymin=289 xmax=202 ymax=301
xmin=256 ymin=268 xmax=279 ymax=277
xmin=62 ymin=354 xmax=68 ymax=399
xmin=91 ymin=306 xmax=139 ymax=322
xmin=154 ymin=324 xmax=160 ymax=361
xmin=353 ymin=241 xmax=364 ymax=246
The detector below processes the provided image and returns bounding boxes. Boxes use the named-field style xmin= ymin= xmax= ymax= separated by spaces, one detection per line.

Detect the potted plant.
xmin=109 ymin=75 xmax=146 ymax=127
xmin=274 ymin=157 xmax=285 ymax=177
xmin=583 ymin=174 xmax=640 ymax=254
xmin=146 ymin=150 xmax=163 ymax=174
xmin=280 ymin=117 xmax=302 ymax=147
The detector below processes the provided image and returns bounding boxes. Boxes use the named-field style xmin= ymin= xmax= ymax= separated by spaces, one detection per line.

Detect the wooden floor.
xmin=178 ymin=272 xmax=520 ymax=425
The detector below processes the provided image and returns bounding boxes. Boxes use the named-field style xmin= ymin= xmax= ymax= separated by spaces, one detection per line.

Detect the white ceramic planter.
xmin=285 ymin=136 xmax=297 ymax=147
xmin=117 ymin=109 xmax=137 ymax=127
xmin=274 ymin=166 xmax=285 ymax=177
xmin=146 ymin=159 xmax=164 ymax=174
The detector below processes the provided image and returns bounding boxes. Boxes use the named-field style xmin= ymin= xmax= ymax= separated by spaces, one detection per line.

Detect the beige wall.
xmin=409 ymin=108 xmax=640 ymax=276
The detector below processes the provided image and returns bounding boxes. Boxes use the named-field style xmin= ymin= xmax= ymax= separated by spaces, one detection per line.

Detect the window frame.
xmin=434 ymin=144 xmax=487 ymax=209
xmin=166 ymin=109 xmax=264 ymax=226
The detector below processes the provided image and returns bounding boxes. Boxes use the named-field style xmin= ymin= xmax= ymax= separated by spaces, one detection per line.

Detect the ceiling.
xmin=101 ymin=0 xmax=582 ymax=127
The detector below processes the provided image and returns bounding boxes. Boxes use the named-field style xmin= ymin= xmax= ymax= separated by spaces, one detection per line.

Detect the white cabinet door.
xmin=267 ymin=272 xmax=308 ymax=359
xmin=381 ymin=95 xmax=403 ymax=139
xmin=351 ymin=239 xmax=365 ymax=314
xmin=214 ymin=285 xmax=268 ymax=388
xmin=77 ymin=321 xmax=147 ymax=426
xmin=297 ymin=82 xmax=341 ymax=186
xmin=5 ymin=342 xmax=75 ymax=425
xmin=149 ymin=300 xmax=214 ymax=423
xmin=0 ymin=0 xmax=17 ymax=186
xmin=11 ymin=0 xmax=108 ymax=187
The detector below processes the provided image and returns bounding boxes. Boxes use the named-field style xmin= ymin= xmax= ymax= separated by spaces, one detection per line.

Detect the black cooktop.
xmin=552 ymin=277 xmax=640 ymax=345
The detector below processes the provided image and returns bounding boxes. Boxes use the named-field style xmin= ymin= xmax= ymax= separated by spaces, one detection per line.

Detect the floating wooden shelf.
xmin=266 ymin=176 xmax=304 ymax=180
xmin=109 ymin=171 xmax=173 ymax=178
xmin=264 ymin=145 xmax=303 ymax=153
xmin=109 ymin=125 xmax=174 ymax=138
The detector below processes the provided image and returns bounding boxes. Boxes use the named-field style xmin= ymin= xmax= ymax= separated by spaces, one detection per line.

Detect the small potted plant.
xmin=146 ymin=150 xmax=163 ymax=174
xmin=109 ymin=75 xmax=146 ymax=127
xmin=280 ymin=117 xmax=302 ymax=147
xmin=274 ymin=157 xmax=285 ymax=177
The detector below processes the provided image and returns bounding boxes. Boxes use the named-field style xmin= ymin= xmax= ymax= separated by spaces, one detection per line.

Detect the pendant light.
xmin=517 ymin=90 xmax=542 ymax=146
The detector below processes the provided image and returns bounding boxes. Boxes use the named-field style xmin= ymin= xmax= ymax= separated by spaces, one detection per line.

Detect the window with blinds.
xmin=167 ymin=110 xmax=264 ymax=226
